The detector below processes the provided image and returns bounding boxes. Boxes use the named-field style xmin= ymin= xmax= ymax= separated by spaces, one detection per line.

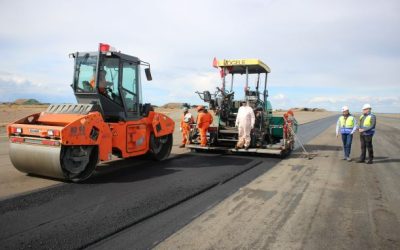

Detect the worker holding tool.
xmin=235 ymin=101 xmax=255 ymax=150
xmin=336 ymin=106 xmax=357 ymax=161
xmin=196 ymin=105 xmax=213 ymax=147
xmin=357 ymin=104 xmax=376 ymax=164
xmin=179 ymin=107 xmax=194 ymax=148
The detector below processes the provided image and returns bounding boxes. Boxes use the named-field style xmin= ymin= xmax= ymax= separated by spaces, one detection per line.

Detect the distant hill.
xmin=161 ymin=102 xmax=194 ymax=109
xmin=161 ymin=103 xmax=184 ymax=109
xmin=13 ymin=99 xmax=44 ymax=105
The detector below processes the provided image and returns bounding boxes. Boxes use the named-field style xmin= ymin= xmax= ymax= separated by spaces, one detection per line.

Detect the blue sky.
xmin=0 ymin=0 xmax=399 ymax=112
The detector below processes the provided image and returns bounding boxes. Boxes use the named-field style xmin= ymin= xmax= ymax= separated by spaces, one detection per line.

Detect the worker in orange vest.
xmin=196 ymin=105 xmax=213 ymax=147
xmin=179 ymin=107 xmax=194 ymax=148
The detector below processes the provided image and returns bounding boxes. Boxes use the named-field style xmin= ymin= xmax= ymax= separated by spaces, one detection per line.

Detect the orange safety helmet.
xmin=197 ymin=105 xmax=205 ymax=112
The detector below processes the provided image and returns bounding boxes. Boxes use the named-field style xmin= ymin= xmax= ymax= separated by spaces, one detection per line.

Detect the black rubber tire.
xmin=149 ymin=133 xmax=173 ymax=161
xmin=60 ymin=145 xmax=98 ymax=182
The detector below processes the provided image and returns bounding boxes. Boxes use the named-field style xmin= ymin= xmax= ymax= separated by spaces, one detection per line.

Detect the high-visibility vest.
xmin=339 ymin=115 xmax=355 ymax=134
xmin=360 ymin=115 xmax=371 ymax=126
xmin=359 ymin=114 xmax=375 ymax=135
xmin=180 ymin=113 xmax=194 ymax=129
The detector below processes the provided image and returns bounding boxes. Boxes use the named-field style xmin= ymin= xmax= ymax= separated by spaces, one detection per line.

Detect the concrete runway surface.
xmin=0 ymin=114 xmax=365 ymax=250
xmin=157 ymin=116 xmax=400 ymax=250
xmin=0 ymin=86 xmax=396 ymax=250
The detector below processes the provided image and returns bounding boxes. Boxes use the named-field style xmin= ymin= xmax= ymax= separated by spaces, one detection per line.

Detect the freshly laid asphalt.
xmin=294 ymin=114 xmax=339 ymax=150
xmin=0 ymin=115 xmax=337 ymax=250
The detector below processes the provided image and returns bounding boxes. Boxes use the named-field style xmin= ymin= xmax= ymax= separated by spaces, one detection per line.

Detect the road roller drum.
xmin=9 ymin=142 xmax=64 ymax=179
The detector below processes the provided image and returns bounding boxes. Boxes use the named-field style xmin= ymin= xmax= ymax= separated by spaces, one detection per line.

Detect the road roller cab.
xmin=7 ymin=44 xmax=175 ymax=182
xmin=72 ymin=44 xmax=154 ymax=122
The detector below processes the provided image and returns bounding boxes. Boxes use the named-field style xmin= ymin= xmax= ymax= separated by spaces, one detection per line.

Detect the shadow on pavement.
xmin=87 ymin=153 xmax=252 ymax=184
xmin=304 ymin=144 xmax=342 ymax=151
xmin=372 ymin=157 xmax=400 ymax=164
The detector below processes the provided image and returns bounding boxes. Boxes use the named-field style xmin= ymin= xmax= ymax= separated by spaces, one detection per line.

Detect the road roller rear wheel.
xmin=149 ymin=133 xmax=172 ymax=161
xmin=60 ymin=145 xmax=98 ymax=182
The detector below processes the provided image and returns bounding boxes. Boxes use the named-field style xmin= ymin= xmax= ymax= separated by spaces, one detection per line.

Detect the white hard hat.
xmin=182 ymin=107 xmax=188 ymax=112
xmin=362 ymin=103 xmax=371 ymax=110
xmin=341 ymin=106 xmax=349 ymax=112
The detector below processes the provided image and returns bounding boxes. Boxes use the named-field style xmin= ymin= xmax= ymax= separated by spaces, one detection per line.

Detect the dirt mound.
xmin=13 ymin=99 xmax=42 ymax=105
xmin=161 ymin=103 xmax=184 ymax=109
xmin=161 ymin=103 xmax=194 ymax=109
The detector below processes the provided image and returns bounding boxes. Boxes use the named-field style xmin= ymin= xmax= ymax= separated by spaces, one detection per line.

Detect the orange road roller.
xmin=7 ymin=43 xmax=175 ymax=181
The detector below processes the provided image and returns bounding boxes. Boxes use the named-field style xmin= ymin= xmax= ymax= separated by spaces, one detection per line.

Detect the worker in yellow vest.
xmin=357 ymin=104 xmax=376 ymax=164
xmin=336 ymin=106 xmax=357 ymax=161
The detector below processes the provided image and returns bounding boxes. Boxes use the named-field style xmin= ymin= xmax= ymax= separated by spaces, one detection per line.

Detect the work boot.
xmin=366 ymin=159 xmax=373 ymax=164
xmin=179 ymin=144 xmax=185 ymax=148
xmin=356 ymin=159 xmax=365 ymax=163
xmin=346 ymin=157 xmax=352 ymax=162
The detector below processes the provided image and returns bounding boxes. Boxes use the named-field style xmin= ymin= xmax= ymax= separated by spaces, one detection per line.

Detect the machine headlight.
xmin=47 ymin=130 xmax=60 ymax=137
xmin=11 ymin=127 xmax=22 ymax=134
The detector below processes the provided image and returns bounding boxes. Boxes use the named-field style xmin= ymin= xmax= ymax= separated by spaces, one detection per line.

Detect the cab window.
xmin=121 ymin=62 xmax=138 ymax=112
xmin=99 ymin=57 xmax=122 ymax=105
xmin=74 ymin=54 xmax=97 ymax=93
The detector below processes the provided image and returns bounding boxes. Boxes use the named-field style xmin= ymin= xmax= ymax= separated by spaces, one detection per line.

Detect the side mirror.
xmin=145 ymin=68 xmax=152 ymax=81
xmin=203 ymin=91 xmax=212 ymax=102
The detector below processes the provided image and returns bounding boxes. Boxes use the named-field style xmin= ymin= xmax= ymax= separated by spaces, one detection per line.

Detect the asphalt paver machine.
xmin=187 ymin=58 xmax=297 ymax=156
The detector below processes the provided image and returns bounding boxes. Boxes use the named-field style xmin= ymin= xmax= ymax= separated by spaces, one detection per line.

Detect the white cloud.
xmin=268 ymin=93 xmax=292 ymax=109
xmin=307 ymin=95 xmax=400 ymax=113
xmin=270 ymin=94 xmax=287 ymax=101
xmin=0 ymin=0 xmax=399 ymax=112
xmin=0 ymin=71 xmax=74 ymax=103
xmin=0 ymin=72 xmax=31 ymax=85
xmin=143 ymin=70 xmax=221 ymax=105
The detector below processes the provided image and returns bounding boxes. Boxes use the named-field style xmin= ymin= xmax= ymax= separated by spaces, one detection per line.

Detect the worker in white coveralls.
xmin=235 ymin=101 xmax=255 ymax=150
